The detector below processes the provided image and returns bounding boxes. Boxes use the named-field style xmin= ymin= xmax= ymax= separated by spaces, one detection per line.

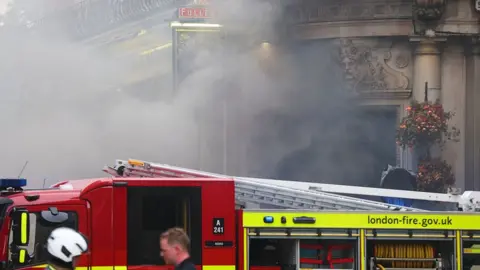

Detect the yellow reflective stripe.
xmin=243 ymin=211 xmax=468 ymax=229
xmin=18 ymin=249 xmax=25 ymax=264
xmin=360 ymin=229 xmax=365 ymax=270
xmin=456 ymin=231 xmax=462 ymax=270
xmin=20 ymin=212 xmax=27 ymax=244
xmin=203 ymin=266 xmax=235 ymax=270
xmin=243 ymin=228 xmax=247 ymax=270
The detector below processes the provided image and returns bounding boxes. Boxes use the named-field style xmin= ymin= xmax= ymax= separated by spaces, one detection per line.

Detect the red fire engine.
xmin=3 ymin=158 xmax=480 ymax=270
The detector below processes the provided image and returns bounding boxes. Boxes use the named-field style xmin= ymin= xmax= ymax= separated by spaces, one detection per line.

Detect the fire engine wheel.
xmin=373 ymin=243 xmax=435 ymax=268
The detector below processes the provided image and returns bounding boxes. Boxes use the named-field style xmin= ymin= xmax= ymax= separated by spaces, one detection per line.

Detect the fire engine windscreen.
xmin=0 ymin=198 xmax=13 ymax=227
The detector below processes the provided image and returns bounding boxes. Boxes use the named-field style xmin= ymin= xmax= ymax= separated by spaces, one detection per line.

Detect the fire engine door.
xmin=8 ymin=204 xmax=89 ymax=269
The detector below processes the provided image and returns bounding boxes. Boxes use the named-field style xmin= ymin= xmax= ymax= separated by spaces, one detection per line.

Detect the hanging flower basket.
xmin=417 ymin=158 xmax=455 ymax=193
xmin=395 ymin=97 xmax=460 ymax=193
xmin=396 ymin=100 xmax=459 ymax=150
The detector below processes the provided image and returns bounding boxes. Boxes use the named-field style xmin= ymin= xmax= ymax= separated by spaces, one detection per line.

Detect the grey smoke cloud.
xmin=0 ymin=0 xmax=393 ymax=188
xmin=0 ymin=0 xmax=11 ymax=15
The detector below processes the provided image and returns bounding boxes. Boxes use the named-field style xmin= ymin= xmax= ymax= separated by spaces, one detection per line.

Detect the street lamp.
xmin=170 ymin=21 xmax=223 ymax=93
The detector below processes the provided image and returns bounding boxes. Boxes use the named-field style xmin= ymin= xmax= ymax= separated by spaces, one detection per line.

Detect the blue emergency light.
xmin=382 ymin=197 xmax=413 ymax=207
xmin=263 ymin=216 xmax=274 ymax=224
xmin=0 ymin=178 xmax=27 ymax=189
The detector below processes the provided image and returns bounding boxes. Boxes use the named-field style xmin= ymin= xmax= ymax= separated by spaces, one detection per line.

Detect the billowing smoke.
xmin=0 ymin=0 xmax=395 ymax=188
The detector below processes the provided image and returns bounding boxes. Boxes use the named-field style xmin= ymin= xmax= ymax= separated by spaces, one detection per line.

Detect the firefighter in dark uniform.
xmin=159 ymin=227 xmax=196 ymax=270
xmin=44 ymin=227 xmax=88 ymax=270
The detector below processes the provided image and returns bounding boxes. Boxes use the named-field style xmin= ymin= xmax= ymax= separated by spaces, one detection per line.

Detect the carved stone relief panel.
xmin=334 ymin=38 xmax=412 ymax=99
xmin=285 ymin=0 xmax=413 ymax=25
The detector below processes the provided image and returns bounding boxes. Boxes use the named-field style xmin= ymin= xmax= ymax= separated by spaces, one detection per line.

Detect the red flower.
xmin=416 ymin=158 xmax=455 ymax=192
xmin=396 ymin=100 xmax=458 ymax=149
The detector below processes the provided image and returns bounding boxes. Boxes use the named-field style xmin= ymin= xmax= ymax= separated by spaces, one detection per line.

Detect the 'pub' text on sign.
xmin=178 ymin=7 xmax=211 ymax=19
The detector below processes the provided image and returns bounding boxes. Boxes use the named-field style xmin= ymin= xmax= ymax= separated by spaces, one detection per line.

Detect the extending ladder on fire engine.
xmin=103 ymin=159 xmax=425 ymax=212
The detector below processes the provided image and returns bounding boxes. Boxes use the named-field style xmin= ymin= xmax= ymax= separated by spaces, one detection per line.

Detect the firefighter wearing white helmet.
xmin=45 ymin=227 xmax=88 ymax=270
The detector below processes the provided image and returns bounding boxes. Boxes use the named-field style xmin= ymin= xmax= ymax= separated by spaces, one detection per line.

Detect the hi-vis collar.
xmin=45 ymin=265 xmax=57 ymax=270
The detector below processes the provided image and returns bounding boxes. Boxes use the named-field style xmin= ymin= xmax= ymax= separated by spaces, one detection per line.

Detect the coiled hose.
xmin=374 ymin=244 xmax=435 ymax=269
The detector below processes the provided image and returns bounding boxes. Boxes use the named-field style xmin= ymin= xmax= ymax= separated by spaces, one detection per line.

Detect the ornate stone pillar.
xmin=441 ymin=40 xmax=466 ymax=190
xmin=410 ymin=37 xmax=446 ymax=102
xmin=464 ymin=38 xmax=480 ymax=191
xmin=410 ymin=0 xmax=446 ymax=102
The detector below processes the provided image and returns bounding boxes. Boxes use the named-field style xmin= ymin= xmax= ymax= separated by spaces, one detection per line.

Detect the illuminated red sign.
xmin=178 ymin=7 xmax=211 ymax=19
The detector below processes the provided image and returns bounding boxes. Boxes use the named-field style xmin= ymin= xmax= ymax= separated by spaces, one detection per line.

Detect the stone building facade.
xmin=26 ymin=0 xmax=480 ymax=190
xmin=283 ymin=0 xmax=480 ymax=190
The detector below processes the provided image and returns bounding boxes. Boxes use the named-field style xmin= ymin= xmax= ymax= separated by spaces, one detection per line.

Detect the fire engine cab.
xmin=3 ymin=158 xmax=480 ymax=270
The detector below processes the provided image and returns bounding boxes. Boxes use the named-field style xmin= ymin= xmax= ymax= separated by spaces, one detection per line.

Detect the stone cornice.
xmin=291 ymin=19 xmax=412 ymax=40
xmin=355 ymin=89 xmax=413 ymax=100
xmin=284 ymin=0 xmax=413 ymax=25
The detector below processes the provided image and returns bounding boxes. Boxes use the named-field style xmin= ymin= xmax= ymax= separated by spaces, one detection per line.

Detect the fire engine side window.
xmin=8 ymin=213 xmax=37 ymax=262
xmin=8 ymin=211 xmax=78 ymax=268
xmin=127 ymin=186 xmax=202 ymax=266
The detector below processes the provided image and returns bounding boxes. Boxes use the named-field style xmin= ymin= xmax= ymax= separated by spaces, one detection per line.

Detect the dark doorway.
xmin=351 ymin=105 xmax=398 ymax=187
xmin=273 ymin=105 xmax=398 ymax=188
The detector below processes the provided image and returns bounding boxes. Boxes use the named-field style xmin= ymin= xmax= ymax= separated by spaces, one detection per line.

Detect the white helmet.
xmin=46 ymin=227 xmax=88 ymax=263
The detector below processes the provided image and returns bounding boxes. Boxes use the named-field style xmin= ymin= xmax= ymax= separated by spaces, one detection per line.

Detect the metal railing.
xmin=31 ymin=0 xmax=189 ymax=40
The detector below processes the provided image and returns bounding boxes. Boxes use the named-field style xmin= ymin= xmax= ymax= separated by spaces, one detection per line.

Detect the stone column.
xmin=407 ymin=37 xmax=445 ymax=171
xmin=441 ymin=40 xmax=466 ymax=190
xmin=464 ymin=38 xmax=480 ymax=191
xmin=410 ymin=37 xmax=446 ymax=102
